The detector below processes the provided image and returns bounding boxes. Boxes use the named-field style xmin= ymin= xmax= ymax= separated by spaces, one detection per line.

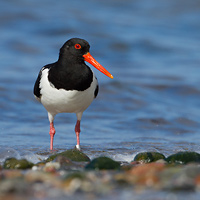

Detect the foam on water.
xmin=0 ymin=147 xmax=47 ymax=164
xmin=112 ymin=153 xmax=137 ymax=163
xmin=0 ymin=148 xmax=21 ymax=163
xmin=0 ymin=146 xmax=136 ymax=165
xmin=1 ymin=137 xmax=200 ymax=165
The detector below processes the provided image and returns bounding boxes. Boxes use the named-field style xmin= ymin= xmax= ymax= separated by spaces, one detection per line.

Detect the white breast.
xmin=39 ymin=68 xmax=98 ymax=116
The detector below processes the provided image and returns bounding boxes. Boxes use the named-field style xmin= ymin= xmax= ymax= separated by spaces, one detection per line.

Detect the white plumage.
xmin=38 ymin=68 xmax=98 ymax=120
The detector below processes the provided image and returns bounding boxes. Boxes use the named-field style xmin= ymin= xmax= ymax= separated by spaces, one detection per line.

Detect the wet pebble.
xmin=54 ymin=155 xmax=87 ymax=171
xmin=46 ymin=149 xmax=90 ymax=162
xmin=160 ymin=164 xmax=200 ymax=191
xmin=43 ymin=162 xmax=61 ymax=173
xmin=2 ymin=152 xmax=200 ymax=198
xmin=3 ymin=158 xmax=34 ymax=169
xmin=166 ymin=151 xmax=200 ymax=164
xmin=127 ymin=163 xmax=165 ymax=188
xmin=62 ymin=171 xmax=114 ymax=195
xmin=1 ymin=170 xmax=23 ymax=179
xmin=0 ymin=178 xmax=29 ymax=195
xmin=85 ymin=156 xmax=120 ymax=170
xmin=133 ymin=152 xmax=166 ymax=164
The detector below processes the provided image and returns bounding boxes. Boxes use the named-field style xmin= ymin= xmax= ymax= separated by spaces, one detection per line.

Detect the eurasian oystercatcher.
xmin=33 ymin=38 xmax=113 ymax=150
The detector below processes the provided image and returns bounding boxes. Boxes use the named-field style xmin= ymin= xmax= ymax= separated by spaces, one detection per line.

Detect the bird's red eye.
xmin=74 ymin=44 xmax=81 ymax=49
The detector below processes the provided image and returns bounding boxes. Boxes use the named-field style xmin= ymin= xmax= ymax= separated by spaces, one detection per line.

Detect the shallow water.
xmin=0 ymin=0 xmax=200 ymax=199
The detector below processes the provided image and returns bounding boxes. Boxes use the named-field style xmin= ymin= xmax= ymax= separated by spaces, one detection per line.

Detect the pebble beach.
xmin=1 ymin=150 xmax=200 ymax=200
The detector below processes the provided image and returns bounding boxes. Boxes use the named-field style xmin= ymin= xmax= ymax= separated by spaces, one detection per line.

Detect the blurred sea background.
xmin=0 ymin=0 xmax=200 ymax=173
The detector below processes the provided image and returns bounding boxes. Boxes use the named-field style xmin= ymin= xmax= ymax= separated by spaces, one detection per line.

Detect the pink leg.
xmin=49 ymin=122 xmax=56 ymax=150
xmin=75 ymin=120 xmax=81 ymax=150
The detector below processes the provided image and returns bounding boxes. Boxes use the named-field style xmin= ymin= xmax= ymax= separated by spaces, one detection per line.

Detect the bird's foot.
xmin=75 ymin=144 xmax=81 ymax=151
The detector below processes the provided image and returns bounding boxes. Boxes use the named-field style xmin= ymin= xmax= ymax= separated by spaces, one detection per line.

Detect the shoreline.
xmin=1 ymin=150 xmax=200 ymax=199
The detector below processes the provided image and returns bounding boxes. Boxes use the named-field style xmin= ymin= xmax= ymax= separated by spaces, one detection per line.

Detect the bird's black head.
xmin=57 ymin=38 xmax=113 ymax=79
xmin=59 ymin=38 xmax=90 ymax=63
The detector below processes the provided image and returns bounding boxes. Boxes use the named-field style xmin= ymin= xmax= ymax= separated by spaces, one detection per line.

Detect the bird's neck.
xmin=58 ymin=53 xmax=84 ymax=67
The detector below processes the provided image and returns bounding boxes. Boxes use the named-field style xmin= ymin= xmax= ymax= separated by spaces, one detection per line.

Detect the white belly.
xmin=39 ymin=69 xmax=97 ymax=116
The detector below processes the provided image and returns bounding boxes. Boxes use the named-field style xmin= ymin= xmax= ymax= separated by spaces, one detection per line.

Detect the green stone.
xmin=46 ymin=149 xmax=90 ymax=162
xmin=134 ymin=152 xmax=166 ymax=163
xmin=166 ymin=151 xmax=200 ymax=164
xmin=65 ymin=171 xmax=86 ymax=181
xmin=85 ymin=156 xmax=120 ymax=170
xmin=3 ymin=158 xmax=34 ymax=169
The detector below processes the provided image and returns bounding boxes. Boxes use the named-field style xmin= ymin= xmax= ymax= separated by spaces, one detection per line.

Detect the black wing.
xmin=33 ymin=65 xmax=51 ymax=99
xmin=94 ymin=84 xmax=99 ymax=98
xmin=94 ymin=77 xmax=99 ymax=98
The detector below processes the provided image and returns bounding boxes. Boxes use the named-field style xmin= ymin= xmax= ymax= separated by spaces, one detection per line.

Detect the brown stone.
xmin=127 ymin=163 xmax=165 ymax=187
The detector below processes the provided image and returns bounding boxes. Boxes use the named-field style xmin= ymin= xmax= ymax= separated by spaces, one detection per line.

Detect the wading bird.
xmin=34 ymin=38 xmax=113 ymax=150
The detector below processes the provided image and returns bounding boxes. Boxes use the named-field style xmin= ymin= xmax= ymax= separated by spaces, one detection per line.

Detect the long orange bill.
xmin=83 ymin=52 xmax=113 ymax=79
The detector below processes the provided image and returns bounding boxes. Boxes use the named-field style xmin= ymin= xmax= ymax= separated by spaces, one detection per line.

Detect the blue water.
xmin=1 ymin=0 xmax=200 ymax=199
xmin=1 ymin=0 xmax=200 ymax=153
xmin=1 ymin=0 xmax=200 ymax=157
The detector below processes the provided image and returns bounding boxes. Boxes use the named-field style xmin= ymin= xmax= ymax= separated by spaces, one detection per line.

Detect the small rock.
xmin=127 ymin=163 xmax=165 ymax=187
xmin=32 ymin=166 xmax=38 ymax=171
xmin=0 ymin=178 xmax=28 ymax=195
xmin=53 ymin=155 xmax=88 ymax=171
xmin=54 ymin=155 xmax=73 ymax=166
xmin=160 ymin=166 xmax=196 ymax=191
xmin=133 ymin=152 xmax=166 ymax=164
xmin=2 ymin=170 xmax=23 ymax=179
xmin=46 ymin=149 xmax=90 ymax=162
xmin=62 ymin=171 xmax=90 ymax=194
xmin=25 ymin=171 xmax=58 ymax=186
xmin=120 ymin=161 xmax=140 ymax=171
xmin=65 ymin=171 xmax=87 ymax=181
xmin=166 ymin=151 xmax=200 ymax=164
xmin=3 ymin=158 xmax=34 ymax=169
xmin=43 ymin=162 xmax=61 ymax=173
xmin=85 ymin=156 xmax=120 ymax=170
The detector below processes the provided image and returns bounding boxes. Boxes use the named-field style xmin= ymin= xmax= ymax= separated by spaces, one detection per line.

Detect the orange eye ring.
xmin=74 ymin=44 xmax=81 ymax=49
